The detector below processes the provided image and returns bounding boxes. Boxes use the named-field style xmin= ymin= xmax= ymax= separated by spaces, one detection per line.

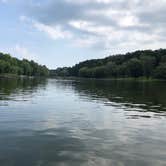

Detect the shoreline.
xmin=1 ymin=74 xmax=165 ymax=82
xmin=50 ymin=76 xmax=166 ymax=82
xmin=0 ymin=74 xmax=38 ymax=79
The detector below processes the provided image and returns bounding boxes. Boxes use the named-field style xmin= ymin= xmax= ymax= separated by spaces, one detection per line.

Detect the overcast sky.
xmin=0 ymin=0 xmax=166 ymax=68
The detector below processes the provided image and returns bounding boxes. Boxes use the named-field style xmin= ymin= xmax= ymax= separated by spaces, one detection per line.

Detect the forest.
xmin=50 ymin=49 xmax=166 ymax=79
xmin=0 ymin=52 xmax=49 ymax=76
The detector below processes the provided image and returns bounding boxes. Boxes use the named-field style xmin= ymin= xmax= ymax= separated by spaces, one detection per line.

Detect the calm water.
xmin=0 ymin=78 xmax=166 ymax=166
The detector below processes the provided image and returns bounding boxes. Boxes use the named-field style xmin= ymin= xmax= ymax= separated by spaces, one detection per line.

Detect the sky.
xmin=0 ymin=0 xmax=166 ymax=69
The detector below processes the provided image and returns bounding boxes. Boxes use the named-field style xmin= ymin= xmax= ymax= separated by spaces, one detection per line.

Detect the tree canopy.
xmin=51 ymin=49 xmax=166 ymax=79
xmin=0 ymin=52 xmax=49 ymax=76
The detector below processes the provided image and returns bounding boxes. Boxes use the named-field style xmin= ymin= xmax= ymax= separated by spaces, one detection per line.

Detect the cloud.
xmin=13 ymin=44 xmax=39 ymax=61
xmin=65 ymin=0 xmax=114 ymax=4
xmin=72 ymin=36 xmax=100 ymax=48
xmin=33 ymin=21 xmax=73 ymax=40
xmin=20 ymin=15 xmax=73 ymax=40
xmin=19 ymin=0 xmax=166 ymax=51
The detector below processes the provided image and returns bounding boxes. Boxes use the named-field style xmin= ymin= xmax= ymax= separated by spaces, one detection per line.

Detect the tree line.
xmin=50 ymin=49 xmax=166 ymax=79
xmin=0 ymin=52 xmax=49 ymax=76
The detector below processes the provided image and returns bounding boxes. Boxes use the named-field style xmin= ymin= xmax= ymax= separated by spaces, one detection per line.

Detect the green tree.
xmin=93 ymin=66 xmax=106 ymax=78
xmin=105 ymin=62 xmax=117 ymax=77
xmin=22 ymin=60 xmax=32 ymax=76
xmin=154 ymin=63 xmax=166 ymax=79
xmin=79 ymin=67 xmax=93 ymax=77
xmin=0 ymin=52 xmax=49 ymax=76
xmin=140 ymin=56 xmax=156 ymax=78
xmin=0 ymin=60 xmax=6 ymax=73
xmin=126 ymin=58 xmax=143 ymax=77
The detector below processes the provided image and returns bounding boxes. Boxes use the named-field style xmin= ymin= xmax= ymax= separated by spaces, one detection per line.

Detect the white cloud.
xmin=19 ymin=0 xmax=166 ymax=51
xmin=89 ymin=8 xmax=143 ymax=28
xmin=118 ymin=14 xmax=139 ymax=27
xmin=13 ymin=45 xmax=39 ymax=61
xmin=20 ymin=15 xmax=73 ymax=40
xmin=68 ymin=17 xmax=164 ymax=52
xmin=33 ymin=21 xmax=73 ymax=40
xmin=69 ymin=20 xmax=115 ymax=36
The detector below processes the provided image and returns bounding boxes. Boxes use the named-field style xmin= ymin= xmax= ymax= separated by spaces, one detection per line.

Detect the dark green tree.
xmin=154 ymin=63 xmax=166 ymax=79
xmin=0 ymin=52 xmax=49 ymax=76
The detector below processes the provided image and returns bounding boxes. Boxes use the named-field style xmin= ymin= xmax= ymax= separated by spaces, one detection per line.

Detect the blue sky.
xmin=0 ymin=0 xmax=166 ymax=69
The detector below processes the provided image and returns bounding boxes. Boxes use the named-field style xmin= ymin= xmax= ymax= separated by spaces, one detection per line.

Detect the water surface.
xmin=0 ymin=78 xmax=166 ymax=166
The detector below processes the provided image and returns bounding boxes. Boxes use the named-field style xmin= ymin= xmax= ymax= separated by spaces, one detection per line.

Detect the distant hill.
xmin=50 ymin=49 xmax=166 ymax=79
xmin=0 ymin=52 xmax=49 ymax=77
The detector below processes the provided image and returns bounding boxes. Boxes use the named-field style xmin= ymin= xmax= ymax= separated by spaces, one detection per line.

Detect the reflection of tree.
xmin=0 ymin=78 xmax=47 ymax=100
xmin=71 ymin=79 xmax=166 ymax=111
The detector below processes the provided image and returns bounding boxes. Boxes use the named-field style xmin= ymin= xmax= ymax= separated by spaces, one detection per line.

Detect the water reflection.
xmin=0 ymin=77 xmax=47 ymax=104
xmin=72 ymin=79 xmax=166 ymax=111
xmin=52 ymin=79 xmax=166 ymax=120
xmin=0 ymin=78 xmax=166 ymax=166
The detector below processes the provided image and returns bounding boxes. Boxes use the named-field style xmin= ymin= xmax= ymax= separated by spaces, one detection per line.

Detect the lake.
xmin=0 ymin=78 xmax=166 ymax=166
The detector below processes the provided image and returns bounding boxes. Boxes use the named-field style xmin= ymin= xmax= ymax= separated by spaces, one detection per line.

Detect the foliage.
xmin=51 ymin=49 xmax=166 ymax=79
xmin=0 ymin=52 xmax=49 ymax=76
xmin=154 ymin=63 xmax=166 ymax=79
xmin=125 ymin=58 xmax=143 ymax=77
